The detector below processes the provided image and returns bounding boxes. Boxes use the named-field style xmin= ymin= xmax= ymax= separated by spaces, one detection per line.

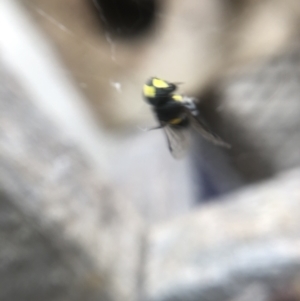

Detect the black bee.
xmin=143 ymin=77 xmax=230 ymax=158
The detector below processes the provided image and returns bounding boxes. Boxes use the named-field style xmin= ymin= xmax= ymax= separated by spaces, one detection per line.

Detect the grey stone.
xmin=145 ymin=169 xmax=300 ymax=301
xmin=0 ymin=63 xmax=143 ymax=301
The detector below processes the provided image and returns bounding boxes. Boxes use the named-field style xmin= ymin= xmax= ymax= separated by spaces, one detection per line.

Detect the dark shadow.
xmin=89 ymin=0 xmax=159 ymax=38
xmin=196 ymin=85 xmax=276 ymax=184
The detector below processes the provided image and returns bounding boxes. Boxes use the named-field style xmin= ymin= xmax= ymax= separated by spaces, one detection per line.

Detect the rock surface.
xmin=0 ymin=63 xmax=143 ymax=301
xmin=146 ymin=169 xmax=300 ymax=301
xmin=2 ymin=1 xmax=300 ymax=301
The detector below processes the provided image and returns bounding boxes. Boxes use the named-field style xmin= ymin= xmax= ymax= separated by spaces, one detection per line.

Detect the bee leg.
xmin=137 ymin=123 xmax=166 ymax=132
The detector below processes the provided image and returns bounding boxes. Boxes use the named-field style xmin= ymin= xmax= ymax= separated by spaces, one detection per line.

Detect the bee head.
xmin=143 ymin=77 xmax=177 ymax=105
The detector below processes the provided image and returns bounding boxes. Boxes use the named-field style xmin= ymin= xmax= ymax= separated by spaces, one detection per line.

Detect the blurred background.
xmin=1 ymin=0 xmax=300 ymax=300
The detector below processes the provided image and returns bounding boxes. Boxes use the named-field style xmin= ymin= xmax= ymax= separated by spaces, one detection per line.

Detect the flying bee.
xmin=143 ymin=77 xmax=231 ymax=158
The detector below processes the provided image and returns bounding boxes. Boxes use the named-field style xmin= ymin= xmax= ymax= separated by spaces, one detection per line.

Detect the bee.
xmin=143 ymin=77 xmax=230 ymax=158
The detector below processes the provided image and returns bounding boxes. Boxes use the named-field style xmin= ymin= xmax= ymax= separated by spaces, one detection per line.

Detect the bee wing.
xmin=163 ymin=125 xmax=190 ymax=159
xmin=185 ymin=109 xmax=231 ymax=148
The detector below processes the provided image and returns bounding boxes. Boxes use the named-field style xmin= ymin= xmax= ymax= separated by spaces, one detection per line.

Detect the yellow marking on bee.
xmin=172 ymin=94 xmax=183 ymax=102
xmin=153 ymin=78 xmax=169 ymax=88
xmin=143 ymin=85 xmax=155 ymax=97
xmin=169 ymin=118 xmax=182 ymax=125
